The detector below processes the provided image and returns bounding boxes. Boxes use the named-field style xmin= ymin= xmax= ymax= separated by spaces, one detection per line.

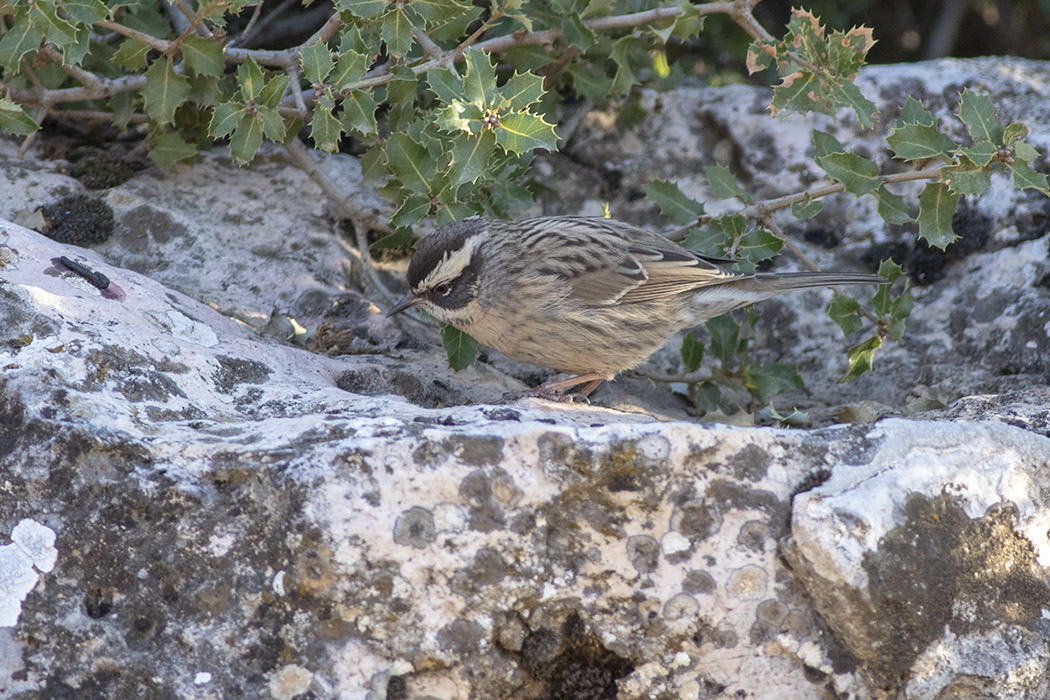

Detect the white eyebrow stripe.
xmin=417 ymin=234 xmax=483 ymax=290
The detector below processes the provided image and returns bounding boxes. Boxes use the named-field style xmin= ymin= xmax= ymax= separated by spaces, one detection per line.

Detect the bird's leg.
xmin=537 ymin=372 xmax=605 ymax=396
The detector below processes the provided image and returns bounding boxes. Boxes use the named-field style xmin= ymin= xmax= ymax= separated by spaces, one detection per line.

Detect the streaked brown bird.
xmin=388 ymin=216 xmax=884 ymax=396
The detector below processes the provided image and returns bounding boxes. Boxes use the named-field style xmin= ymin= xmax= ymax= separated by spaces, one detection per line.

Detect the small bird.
xmin=388 ymin=216 xmax=884 ymax=396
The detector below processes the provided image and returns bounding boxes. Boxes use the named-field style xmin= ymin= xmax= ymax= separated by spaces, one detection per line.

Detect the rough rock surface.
xmin=1 ymin=56 xmax=1050 ymax=700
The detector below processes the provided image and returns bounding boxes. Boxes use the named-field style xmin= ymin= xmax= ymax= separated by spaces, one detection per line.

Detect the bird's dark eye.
xmin=434 ymin=282 xmax=452 ymax=296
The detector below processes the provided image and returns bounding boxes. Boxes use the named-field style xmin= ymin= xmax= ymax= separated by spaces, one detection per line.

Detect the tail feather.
xmin=735 ymin=271 xmax=886 ymax=292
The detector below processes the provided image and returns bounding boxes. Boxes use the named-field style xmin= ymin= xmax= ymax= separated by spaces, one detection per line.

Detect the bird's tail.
xmin=734 ymin=271 xmax=886 ymax=292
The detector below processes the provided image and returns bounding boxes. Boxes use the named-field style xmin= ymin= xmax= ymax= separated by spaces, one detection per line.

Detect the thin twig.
xmin=233 ymin=0 xmax=266 ymax=48
xmin=762 ymin=218 xmax=819 ymax=271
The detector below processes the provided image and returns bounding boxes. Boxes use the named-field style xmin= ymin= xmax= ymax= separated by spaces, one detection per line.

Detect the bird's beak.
xmin=386 ymin=292 xmax=419 ymax=317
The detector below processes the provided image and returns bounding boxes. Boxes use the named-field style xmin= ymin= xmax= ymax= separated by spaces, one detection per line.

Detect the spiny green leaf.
xmin=706 ymin=314 xmax=739 ymax=367
xmin=791 ymin=195 xmax=823 ymax=220
xmin=311 ymin=101 xmax=343 ymax=153
xmin=1003 ymin=122 xmax=1028 ymax=146
xmin=142 ymin=58 xmax=191 ymax=125
xmin=1010 ymin=161 xmax=1050 ymax=194
xmin=342 ymin=89 xmax=378 ymax=135
xmin=449 ymin=131 xmax=496 ymax=185
xmin=961 ymin=142 xmax=997 ymax=167
xmin=180 ymin=36 xmax=224 ymax=79
xmin=229 ymin=112 xmax=264 ymax=165
xmin=499 ymin=70 xmax=545 ymax=110
xmin=940 ymin=162 xmax=991 ymax=196
xmin=258 ymin=72 xmax=289 ymax=109
xmin=830 ymin=81 xmax=877 ymax=129
xmin=811 ymin=129 xmax=846 ymax=158
xmin=898 ymin=96 xmax=935 ymax=126
xmin=62 ymin=0 xmax=110 ymax=24
xmin=561 ymin=12 xmax=596 ymax=50
xmin=567 ymin=62 xmax=613 ymax=101
xmin=840 ymin=335 xmax=881 ymax=382
xmin=428 ymin=67 xmax=465 ymax=104
xmin=958 ymin=88 xmax=1003 ymax=145
xmin=1014 ymin=140 xmax=1040 ymax=162
xmin=495 ymin=111 xmax=558 ymax=154
xmin=150 ymin=133 xmax=198 ymax=167
xmin=463 ymin=50 xmax=498 ymax=107
xmin=371 ymin=227 xmax=416 ymax=252
xmin=917 ymin=182 xmax=958 ymax=250
xmin=112 ymin=38 xmax=151 ymax=70
xmin=876 ymin=258 xmax=903 ymax=284
xmin=387 ymin=133 xmax=436 ymax=193
xmin=332 ymin=50 xmax=368 ymax=90
xmin=441 ymin=324 xmax=479 ymax=371
xmin=434 ymin=102 xmax=474 ymax=133
xmin=29 ymin=4 xmax=77 ymax=46
xmin=876 ymin=185 xmax=913 ymax=225
xmin=694 ymin=381 xmax=730 ymax=414
xmin=886 ymin=121 xmax=958 ymax=161
xmin=300 ymin=41 xmax=334 ymax=85
xmin=381 ymin=8 xmax=415 ymax=57
xmin=828 ymin=294 xmax=862 ymax=336
xmin=744 ymin=361 xmax=804 ymax=403
xmin=0 ymin=12 xmax=43 ymax=70
xmin=237 ymin=56 xmax=265 ymax=100
xmin=209 ymin=102 xmax=241 ymax=138
xmin=338 ymin=0 xmax=390 ymax=19
xmin=390 ymin=194 xmax=431 ymax=229
xmin=256 ymin=105 xmax=286 ymax=141
xmin=738 ymin=227 xmax=782 ymax=264
xmin=642 ymin=179 xmax=704 ymax=226
xmin=680 ymin=332 xmax=704 ymax=373
xmin=816 ymin=151 xmax=880 ymax=196
xmin=704 ymin=164 xmax=751 ymax=202
xmin=610 ymin=35 xmax=638 ymax=94
xmin=0 ymin=98 xmax=39 ymax=136
xmin=410 ymin=0 xmax=469 ymax=26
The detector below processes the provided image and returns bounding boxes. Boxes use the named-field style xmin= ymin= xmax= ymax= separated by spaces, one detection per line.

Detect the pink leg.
xmin=537 ymin=372 xmax=606 ymax=396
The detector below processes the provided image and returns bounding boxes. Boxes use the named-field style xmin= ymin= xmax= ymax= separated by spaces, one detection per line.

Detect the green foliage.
xmin=441 ymin=323 xmax=480 ymax=371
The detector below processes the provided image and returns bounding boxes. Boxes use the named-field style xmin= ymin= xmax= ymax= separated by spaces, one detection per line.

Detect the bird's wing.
xmin=526 ymin=217 xmax=745 ymax=307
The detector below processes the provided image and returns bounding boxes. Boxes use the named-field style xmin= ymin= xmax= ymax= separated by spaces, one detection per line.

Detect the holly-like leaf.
xmin=610 ymin=35 xmax=638 ymax=95
xmin=0 ymin=98 xmax=39 ymax=136
xmin=411 ymin=0 xmax=469 ymax=26
xmin=427 ymin=67 xmax=464 ymax=104
xmin=840 ymin=335 xmax=881 ymax=382
xmin=0 ymin=11 xmax=42 ymax=68
xmin=463 ymin=50 xmax=498 ymax=107
xmin=229 ymin=112 xmax=264 ymax=165
xmin=961 ymin=142 xmax=997 ymax=167
xmin=258 ymin=73 xmax=289 ymax=108
xmin=390 ymin=194 xmax=432 ymax=229
xmin=743 ymin=361 xmax=804 ymax=403
xmin=300 ymin=41 xmax=334 ymax=85
xmin=706 ymin=314 xmax=739 ymax=367
xmin=449 ymin=131 xmax=496 ymax=185
xmin=338 ymin=0 xmax=390 ymax=19
xmin=642 ymin=179 xmax=704 ymax=225
xmin=499 ymin=70 xmax=545 ymax=110
xmin=791 ymin=195 xmax=823 ymax=220
xmin=738 ymin=227 xmax=782 ymax=264
xmin=441 ymin=324 xmax=479 ymax=371
xmin=958 ymin=88 xmax=1003 ymax=145
xmin=387 ymin=133 xmax=436 ymax=193
xmin=1003 ymin=122 xmax=1028 ymax=147
xmin=310 ymin=100 xmax=344 ymax=153
xmin=886 ymin=121 xmax=958 ymax=161
xmin=680 ymin=332 xmax=704 ymax=373
xmin=256 ymin=105 xmax=287 ymax=141
xmin=342 ymin=89 xmax=378 ymax=135
xmin=1010 ymin=161 xmax=1050 ymax=194
xmin=876 ymin=185 xmax=913 ymax=224
xmin=561 ymin=12 xmax=596 ymax=50
xmin=812 ymin=131 xmax=879 ymax=195
xmin=209 ymin=102 xmax=242 ymax=138
xmin=29 ymin=3 xmax=78 ymax=46
xmin=567 ymin=62 xmax=613 ymax=101
xmin=181 ymin=35 xmax=224 ymax=78
xmin=940 ymin=162 xmax=991 ymax=196
xmin=150 ymin=133 xmax=198 ymax=166
xmin=332 ymin=50 xmax=368 ymax=89
xmin=237 ymin=56 xmax=266 ymax=100
xmin=876 ymin=258 xmax=903 ymax=284
xmin=61 ymin=0 xmax=109 ymax=23
xmin=917 ymin=182 xmax=958 ymax=250
xmin=381 ymin=9 xmax=415 ymax=57
xmin=704 ymin=164 xmax=751 ymax=202
xmin=142 ymin=58 xmax=191 ymax=125
xmin=112 ymin=38 xmax=150 ymax=70
xmin=495 ymin=111 xmax=558 ymax=154
xmin=829 ymin=81 xmax=877 ymax=129
xmin=828 ymin=294 xmax=862 ymax=337
xmin=898 ymin=96 xmax=935 ymax=126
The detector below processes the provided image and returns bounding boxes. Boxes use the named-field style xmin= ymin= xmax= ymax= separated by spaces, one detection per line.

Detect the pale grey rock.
xmin=1 ymin=55 xmax=1049 ymax=700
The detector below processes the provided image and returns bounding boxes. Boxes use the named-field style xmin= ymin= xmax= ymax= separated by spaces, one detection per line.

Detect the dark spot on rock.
xmin=386 ymin=675 xmax=408 ymax=700
xmin=671 ymin=499 xmax=722 ymax=541
xmin=727 ymin=444 xmax=770 ymax=481
xmin=792 ymin=468 xmax=831 ymax=496
xmin=626 ymin=534 xmax=660 ymax=574
xmin=393 ymin=507 xmax=436 ymax=548
xmin=482 ymin=407 xmax=521 ymax=421
xmin=802 ymin=228 xmax=840 ymax=248
xmin=214 ymin=355 xmax=271 ymax=392
xmin=521 ymin=612 xmax=633 ymax=700
xmin=70 ymin=153 xmax=137 ymax=189
xmin=85 ymin=588 xmax=114 ymax=618
xmin=737 ymin=520 xmax=768 ymax=552
xmin=41 ymin=195 xmax=115 ymax=246
xmin=437 ymin=618 xmax=485 ymax=656
xmin=683 ymin=570 xmax=716 ymax=595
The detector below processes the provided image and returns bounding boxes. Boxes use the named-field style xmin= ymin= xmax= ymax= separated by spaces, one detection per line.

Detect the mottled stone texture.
xmin=3 ymin=56 xmax=1050 ymax=700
